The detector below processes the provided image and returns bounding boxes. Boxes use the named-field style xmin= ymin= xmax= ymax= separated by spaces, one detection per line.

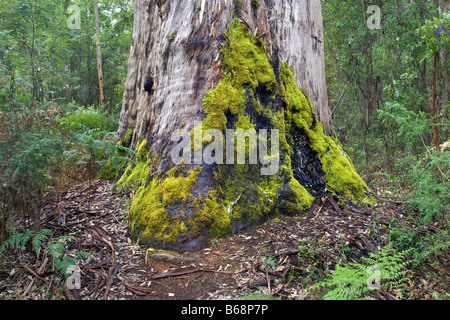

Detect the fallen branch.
xmin=22 ymin=256 xmax=49 ymax=296
xmin=21 ymin=263 xmax=48 ymax=283
xmin=327 ymin=197 xmax=344 ymax=215
xmin=148 ymin=253 xmax=204 ymax=264
xmin=359 ymin=235 xmax=378 ymax=253
xmin=148 ymin=267 xmax=230 ymax=280
xmin=123 ymin=282 xmax=158 ymax=296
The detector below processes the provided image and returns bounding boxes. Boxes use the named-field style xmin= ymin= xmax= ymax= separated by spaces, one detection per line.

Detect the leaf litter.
xmin=0 ymin=180 xmax=443 ymax=300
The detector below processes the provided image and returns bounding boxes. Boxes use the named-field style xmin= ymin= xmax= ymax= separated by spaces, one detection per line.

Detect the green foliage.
xmin=0 ymin=108 xmax=65 ymax=191
xmin=59 ymin=104 xmax=135 ymax=182
xmin=31 ymin=228 xmax=52 ymax=254
xmin=46 ymin=235 xmax=84 ymax=277
xmin=0 ymin=229 xmax=91 ymax=278
xmin=406 ymin=150 xmax=449 ymax=223
xmin=0 ymin=0 xmax=132 ymax=110
xmin=314 ymin=244 xmax=413 ymax=300
xmin=417 ymin=12 xmax=450 ymax=58
xmin=58 ymin=105 xmax=118 ymax=138
xmin=0 ymin=230 xmax=34 ymax=254
xmin=323 ymin=0 xmax=446 ymax=184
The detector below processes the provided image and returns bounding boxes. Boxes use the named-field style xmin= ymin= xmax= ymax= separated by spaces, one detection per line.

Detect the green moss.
xmin=272 ymin=110 xmax=290 ymax=154
xmin=114 ymin=139 xmax=150 ymax=193
xmin=97 ymin=160 xmax=120 ymax=180
xmin=123 ymin=128 xmax=134 ymax=148
xmin=136 ymin=138 xmax=148 ymax=160
xmin=130 ymin=167 xmax=203 ymax=244
xmin=190 ymin=190 xmax=231 ymax=239
xmin=218 ymin=163 xmax=284 ymax=224
xmin=279 ymin=63 xmax=369 ymax=201
xmin=222 ymin=19 xmax=276 ymax=91
xmin=168 ymin=32 xmax=177 ymax=43
xmin=289 ymin=176 xmax=315 ymax=208
xmin=202 ymin=76 xmax=246 ymax=133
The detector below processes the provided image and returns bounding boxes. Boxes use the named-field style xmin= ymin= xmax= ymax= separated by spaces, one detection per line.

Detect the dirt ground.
xmin=0 ymin=180 xmax=447 ymax=300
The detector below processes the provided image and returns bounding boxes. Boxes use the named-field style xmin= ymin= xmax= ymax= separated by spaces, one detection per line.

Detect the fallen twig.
xmin=21 ymin=263 xmax=48 ymax=283
xmin=147 ymin=253 xmax=204 ymax=265
xmin=327 ymin=197 xmax=344 ymax=215
xmin=148 ymin=267 xmax=230 ymax=280
xmin=123 ymin=282 xmax=158 ymax=296
xmin=22 ymin=256 xmax=49 ymax=296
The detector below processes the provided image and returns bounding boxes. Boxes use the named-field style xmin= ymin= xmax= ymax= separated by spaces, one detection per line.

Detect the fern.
xmin=313 ymin=244 xmax=413 ymax=300
xmin=74 ymin=250 xmax=92 ymax=261
xmin=0 ymin=229 xmax=53 ymax=255
xmin=46 ymin=235 xmax=92 ymax=277
xmin=314 ymin=263 xmax=372 ymax=300
xmin=362 ymin=245 xmax=413 ymax=291
xmin=0 ymin=230 xmax=34 ymax=254
xmin=1 ymin=229 xmax=91 ymax=279
xmin=31 ymin=229 xmax=52 ymax=254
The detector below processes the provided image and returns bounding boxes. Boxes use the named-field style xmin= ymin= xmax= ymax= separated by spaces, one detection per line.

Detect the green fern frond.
xmin=47 ymin=242 xmax=66 ymax=261
xmin=74 ymin=250 xmax=92 ymax=261
xmin=32 ymin=229 xmax=52 ymax=254
xmin=314 ymin=244 xmax=413 ymax=300
xmin=20 ymin=230 xmax=33 ymax=250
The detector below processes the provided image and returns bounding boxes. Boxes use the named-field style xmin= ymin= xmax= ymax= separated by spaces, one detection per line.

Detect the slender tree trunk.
xmin=431 ymin=50 xmax=440 ymax=151
xmin=441 ymin=1 xmax=450 ymax=135
xmin=30 ymin=0 xmax=37 ymax=109
xmin=93 ymin=0 xmax=106 ymax=105
xmin=86 ymin=11 xmax=95 ymax=106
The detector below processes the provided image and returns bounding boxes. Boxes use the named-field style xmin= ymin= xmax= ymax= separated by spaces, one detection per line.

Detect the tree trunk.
xmin=116 ymin=0 xmax=368 ymax=252
xmin=431 ymin=50 xmax=440 ymax=151
xmin=441 ymin=1 xmax=450 ymax=135
xmin=93 ymin=0 xmax=106 ymax=105
xmin=30 ymin=0 xmax=37 ymax=109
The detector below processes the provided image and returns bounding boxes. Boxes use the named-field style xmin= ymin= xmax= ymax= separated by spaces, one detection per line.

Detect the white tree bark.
xmin=118 ymin=0 xmax=332 ymax=161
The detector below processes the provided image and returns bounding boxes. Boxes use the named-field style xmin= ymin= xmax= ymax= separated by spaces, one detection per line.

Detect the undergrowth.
xmin=0 ymin=229 xmax=91 ymax=278
xmin=313 ymin=244 xmax=413 ymax=300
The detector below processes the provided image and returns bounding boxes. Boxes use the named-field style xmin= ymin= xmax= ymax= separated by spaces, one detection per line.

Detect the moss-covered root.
xmin=280 ymin=63 xmax=370 ymax=202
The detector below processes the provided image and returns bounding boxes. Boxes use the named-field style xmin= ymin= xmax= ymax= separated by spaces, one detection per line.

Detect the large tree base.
xmin=114 ymin=17 xmax=370 ymax=252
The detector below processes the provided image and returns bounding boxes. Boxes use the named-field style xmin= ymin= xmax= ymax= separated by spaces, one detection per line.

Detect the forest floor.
xmin=0 ymin=180 xmax=448 ymax=300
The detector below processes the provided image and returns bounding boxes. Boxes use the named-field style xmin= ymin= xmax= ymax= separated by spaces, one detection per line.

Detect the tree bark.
xmin=93 ymin=0 xmax=106 ymax=105
xmin=119 ymin=0 xmax=333 ymax=144
xmin=431 ymin=50 xmax=440 ymax=151
xmin=441 ymin=1 xmax=450 ymax=134
xmin=116 ymin=0 xmax=367 ymax=252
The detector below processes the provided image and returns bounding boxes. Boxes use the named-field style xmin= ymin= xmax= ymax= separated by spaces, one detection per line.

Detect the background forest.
xmin=0 ymin=0 xmax=448 ymax=299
